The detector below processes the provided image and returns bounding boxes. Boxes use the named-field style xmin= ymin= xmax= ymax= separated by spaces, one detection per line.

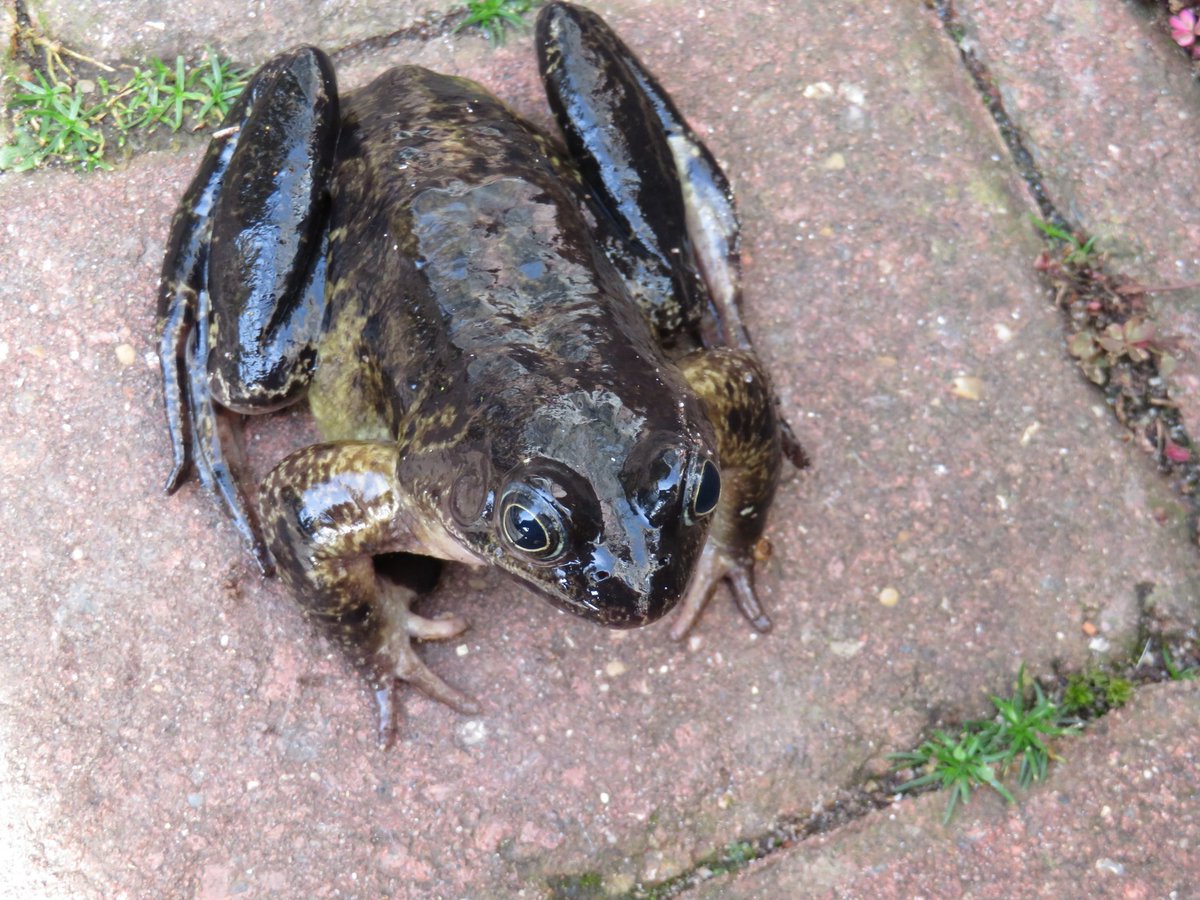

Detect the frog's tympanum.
xmin=158 ymin=1 xmax=805 ymax=741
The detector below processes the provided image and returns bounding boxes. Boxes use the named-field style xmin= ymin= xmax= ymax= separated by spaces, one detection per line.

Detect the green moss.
xmin=546 ymin=871 xmax=606 ymax=899
xmin=1061 ymin=670 xmax=1132 ymax=718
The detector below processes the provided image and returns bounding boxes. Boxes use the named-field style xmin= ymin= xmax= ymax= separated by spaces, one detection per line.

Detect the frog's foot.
xmin=368 ymin=580 xmax=479 ymax=748
xmin=669 ymin=540 xmax=772 ymax=641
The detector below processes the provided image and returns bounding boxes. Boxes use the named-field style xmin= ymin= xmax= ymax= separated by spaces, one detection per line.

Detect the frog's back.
xmin=313 ymin=66 xmax=675 ymax=464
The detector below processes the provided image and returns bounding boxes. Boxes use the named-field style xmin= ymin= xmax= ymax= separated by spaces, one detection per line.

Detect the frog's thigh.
xmin=263 ymin=440 xmax=428 ymax=632
xmin=673 ymin=348 xmax=783 ymax=638
xmin=206 ymin=46 xmax=338 ymax=414
xmin=537 ymin=2 xmax=745 ymax=348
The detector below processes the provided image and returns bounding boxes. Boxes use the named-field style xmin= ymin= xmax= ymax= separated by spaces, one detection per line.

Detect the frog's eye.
xmin=690 ymin=460 xmax=721 ymax=520
xmin=499 ymin=485 xmax=566 ymax=561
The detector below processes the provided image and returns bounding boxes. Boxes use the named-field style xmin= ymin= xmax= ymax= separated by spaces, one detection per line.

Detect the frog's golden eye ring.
xmin=504 ymin=502 xmax=551 ymax=552
xmin=499 ymin=486 xmax=566 ymax=561
xmin=690 ymin=459 xmax=721 ymax=519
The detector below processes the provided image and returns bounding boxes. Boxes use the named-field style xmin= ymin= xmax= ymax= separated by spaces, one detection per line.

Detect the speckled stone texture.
xmin=0 ymin=1 xmax=1198 ymax=897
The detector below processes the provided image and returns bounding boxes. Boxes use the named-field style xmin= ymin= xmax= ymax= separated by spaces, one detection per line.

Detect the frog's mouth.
xmin=522 ymin=539 xmax=700 ymax=628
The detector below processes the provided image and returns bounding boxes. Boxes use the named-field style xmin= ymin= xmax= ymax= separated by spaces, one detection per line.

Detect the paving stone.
xmin=703 ymin=680 xmax=1200 ymax=897
xmin=0 ymin=0 xmax=1196 ymax=895
xmin=955 ymin=0 xmax=1200 ymax=465
xmin=25 ymin=0 xmax=462 ymax=65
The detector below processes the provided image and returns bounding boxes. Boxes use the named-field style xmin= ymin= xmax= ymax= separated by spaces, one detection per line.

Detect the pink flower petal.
xmin=1170 ymin=9 xmax=1199 ymax=45
xmin=1165 ymin=440 xmax=1192 ymax=463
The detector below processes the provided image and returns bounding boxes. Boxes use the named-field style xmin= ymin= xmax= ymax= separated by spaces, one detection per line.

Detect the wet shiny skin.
xmin=157 ymin=1 xmax=798 ymax=738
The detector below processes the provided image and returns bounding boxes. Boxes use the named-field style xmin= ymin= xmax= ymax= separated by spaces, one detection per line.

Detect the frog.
xmin=157 ymin=1 xmax=805 ymax=742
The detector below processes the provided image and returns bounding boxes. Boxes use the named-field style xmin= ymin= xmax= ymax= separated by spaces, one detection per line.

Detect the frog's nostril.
xmin=586 ymin=546 xmax=616 ymax=584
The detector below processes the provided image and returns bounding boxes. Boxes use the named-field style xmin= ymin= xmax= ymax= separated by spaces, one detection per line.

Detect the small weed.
xmin=891 ymin=730 xmax=1014 ymax=824
xmin=891 ymin=669 xmax=1079 ymax=822
xmin=455 ymin=0 xmax=533 ymax=44
xmin=1162 ymin=644 xmax=1198 ymax=681
xmin=2 ymin=70 xmax=108 ymax=171
xmin=982 ymin=675 xmax=1077 ymax=787
xmin=2 ymin=44 xmax=247 ymax=172
xmin=1031 ymin=216 xmax=1098 ymax=266
xmin=1067 ymin=317 xmax=1178 ymax=386
xmin=711 ymin=840 xmax=758 ymax=872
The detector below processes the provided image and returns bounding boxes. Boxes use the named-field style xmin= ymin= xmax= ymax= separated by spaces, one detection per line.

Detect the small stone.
xmin=1095 ymin=857 xmax=1125 ymax=876
xmin=821 ymin=152 xmax=846 ymax=171
xmin=604 ymin=660 xmax=627 ymax=678
xmin=878 ymin=587 xmax=900 ymax=607
xmin=114 ymin=343 xmax=137 ymax=367
xmin=1081 ymin=621 xmax=1097 ymax=636
xmin=829 ymin=639 xmax=865 ymax=658
xmin=456 ymin=719 xmax=488 ymax=747
xmin=950 ymin=375 xmax=984 ymax=401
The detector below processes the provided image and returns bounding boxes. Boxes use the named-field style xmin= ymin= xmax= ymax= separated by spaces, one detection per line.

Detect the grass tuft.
xmin=891 ymin=667 xmax=1080 ymax=823
xmin=455 ymin=0 xmax=534 ymax=44
xmin=2 ymin=48 xmax=247 ymax=172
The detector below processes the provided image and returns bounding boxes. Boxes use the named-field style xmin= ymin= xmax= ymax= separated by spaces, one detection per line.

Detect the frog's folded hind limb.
xmin=183 ymin=322 xmax=276 ymax=575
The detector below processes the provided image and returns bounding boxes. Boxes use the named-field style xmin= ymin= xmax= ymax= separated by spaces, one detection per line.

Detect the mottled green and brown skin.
xmin=157 ymin=2 xmax=801 ymax=741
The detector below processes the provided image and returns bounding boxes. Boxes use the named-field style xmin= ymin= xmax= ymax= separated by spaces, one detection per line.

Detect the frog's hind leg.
xmin=537 ymin=3 xmax=808 ymax=470
xmin=671 ymin=349 xmax=784 ymax=640
xmin=536 ymin=1 xmax=743 ymax=350
xmin=181 ymin=287 xmax=275 ymax=572
xmin=156 ymin=47 xmax=339 ymax=573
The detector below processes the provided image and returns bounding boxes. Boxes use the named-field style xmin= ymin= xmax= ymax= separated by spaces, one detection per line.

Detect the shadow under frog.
xmin=157 ymin=1 xmax=806 ymax=742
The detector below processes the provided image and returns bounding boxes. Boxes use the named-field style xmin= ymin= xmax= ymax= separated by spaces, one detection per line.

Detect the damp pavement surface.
xmin=0 ymin=1 xmax=1197 ymax=896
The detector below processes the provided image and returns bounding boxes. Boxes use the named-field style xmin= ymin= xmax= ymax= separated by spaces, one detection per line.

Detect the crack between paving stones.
xmin=327 ymin=8 xmax=475 ymax=66
xmin=932 ymin=0 xmax=1200 ymax=533
xmin=548 ymin=634 xmax=1199 ymax=899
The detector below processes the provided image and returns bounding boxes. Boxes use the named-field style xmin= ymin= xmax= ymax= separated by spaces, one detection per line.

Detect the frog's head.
xmin=445 ymin=389 xmax=719 ymax=626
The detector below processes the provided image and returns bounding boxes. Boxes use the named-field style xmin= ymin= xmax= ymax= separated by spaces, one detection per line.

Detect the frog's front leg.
xmin=261 ymin=441 xmax=480 ymax=745
xmin=671 ymin=349 xmax=784 ymax=640
xmin=157 ymin=46 xmax=339 ymax=572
